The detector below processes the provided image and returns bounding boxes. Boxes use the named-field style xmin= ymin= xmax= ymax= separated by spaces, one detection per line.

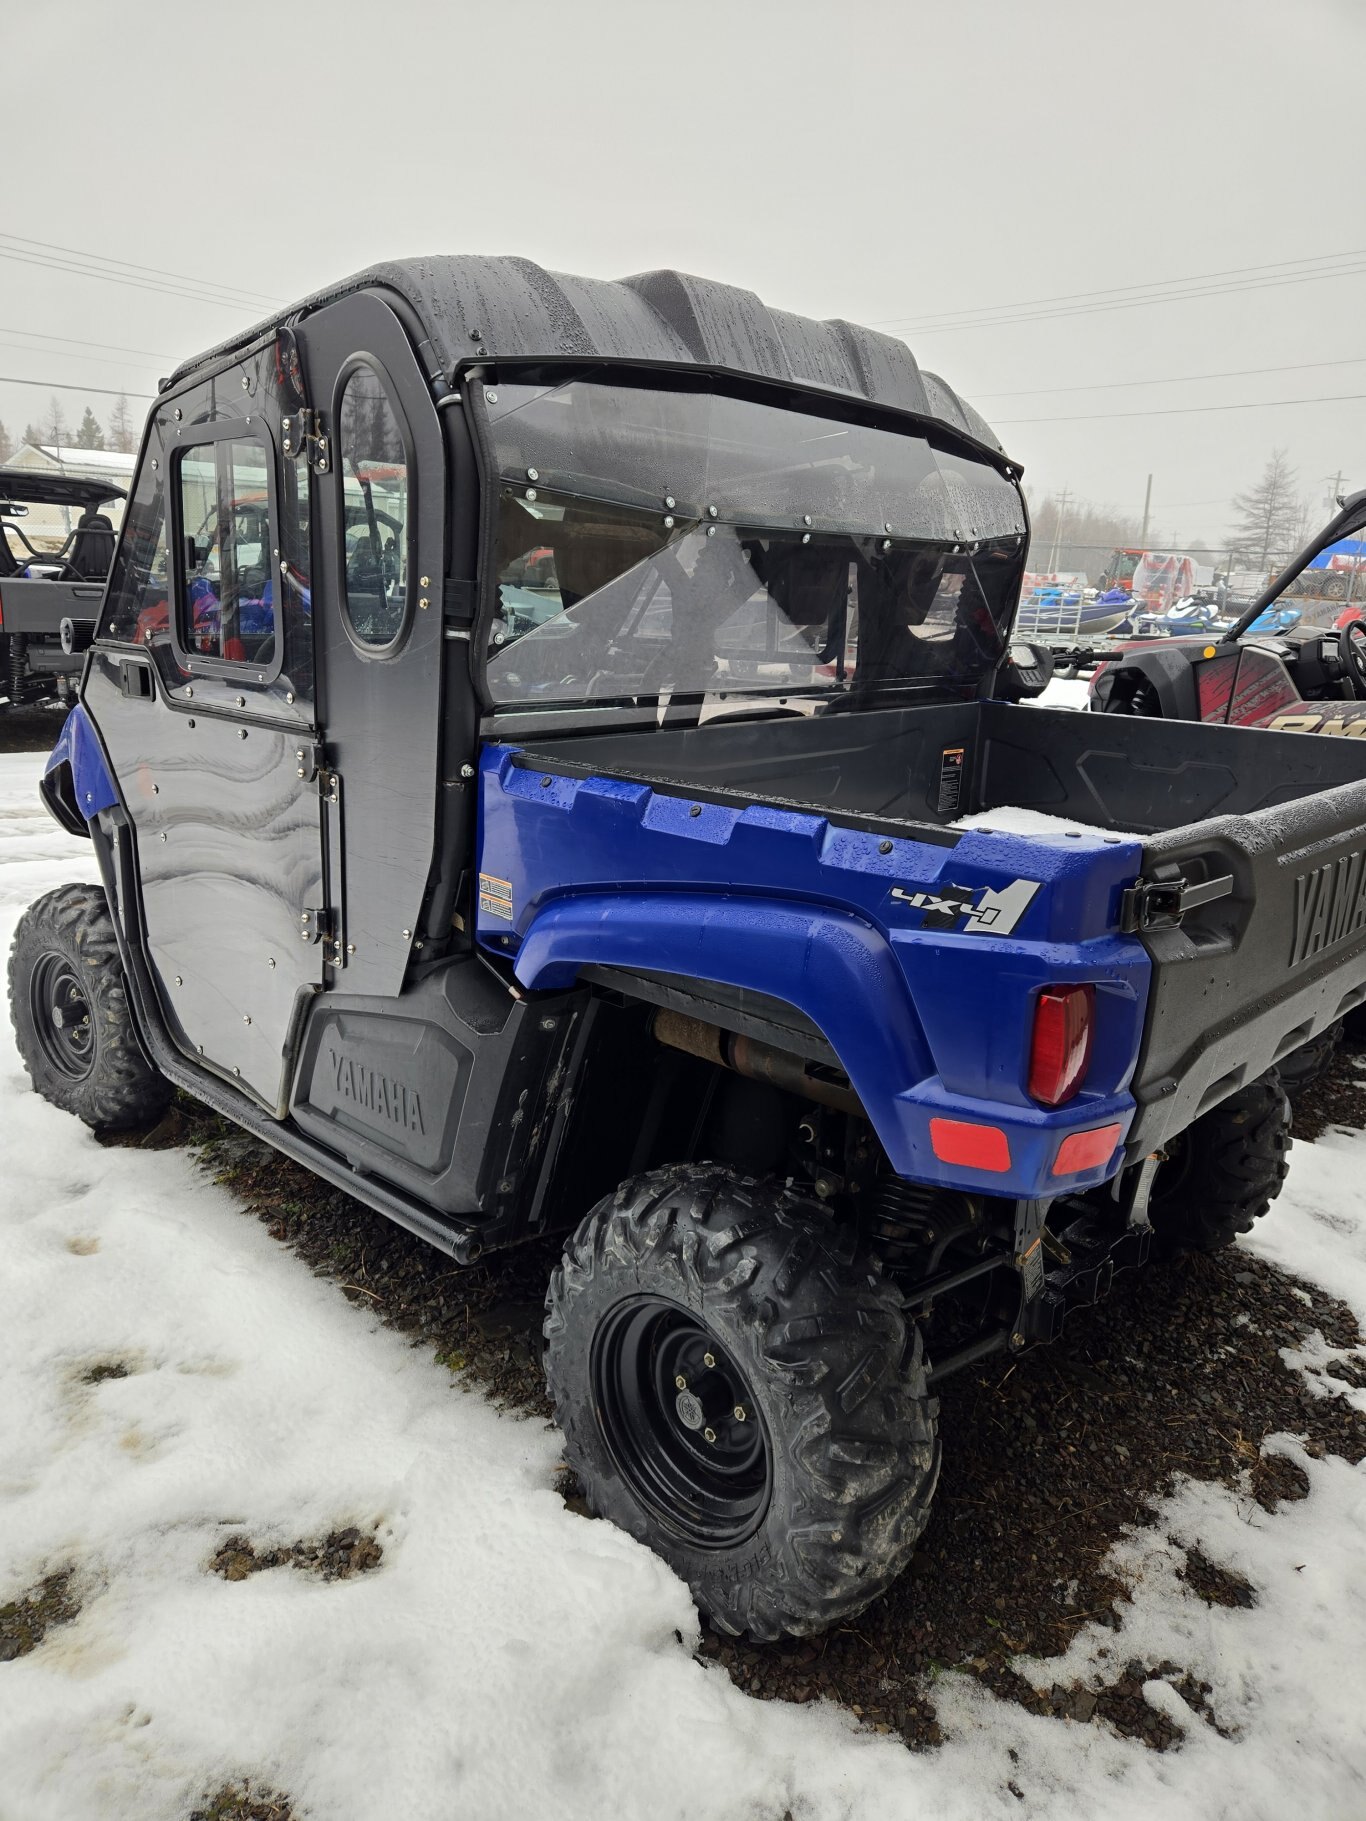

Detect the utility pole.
xmin=1139 ymin=473 xmax=1153 ymax=548
xmin=1327 ymin=470 xmax=1346 ymax=510
xmin=1048 ymin=486 xmax=1071 ymax=573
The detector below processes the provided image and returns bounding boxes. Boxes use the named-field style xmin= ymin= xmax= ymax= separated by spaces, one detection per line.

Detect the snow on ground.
xmin=2 ymin=747 xmax=1365 ymax=1821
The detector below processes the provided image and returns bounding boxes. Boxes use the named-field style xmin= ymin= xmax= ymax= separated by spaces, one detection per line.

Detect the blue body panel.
xmin=46 ymin=704 xmax=117 ymax=819
xmin=475 ymin=746 xmax=1152 ymax=1200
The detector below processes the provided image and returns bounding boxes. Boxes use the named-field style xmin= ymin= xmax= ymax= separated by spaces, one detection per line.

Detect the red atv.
xmin=1088 ymin=489 xmax=1366 ymax=737
xmin=1085 ymin=487 xmax=1366 ymax=1086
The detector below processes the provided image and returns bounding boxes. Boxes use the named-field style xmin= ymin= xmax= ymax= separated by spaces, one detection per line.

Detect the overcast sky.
xmin=5 ymin=0 xmax=1363 ymax=549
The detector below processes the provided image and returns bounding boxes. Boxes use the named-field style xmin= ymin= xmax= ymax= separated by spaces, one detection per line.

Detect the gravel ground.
xmin=0 ymin=704 xmax=69 ymax=755
xmin=178 ymin=1049 xmax=1366 ymax=1755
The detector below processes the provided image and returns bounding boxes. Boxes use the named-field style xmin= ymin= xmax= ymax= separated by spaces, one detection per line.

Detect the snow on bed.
xmin=953 ymin=805 xmax=1131 ymax=839
xmin=2 ymin=749 xmax=1365 ymax=1821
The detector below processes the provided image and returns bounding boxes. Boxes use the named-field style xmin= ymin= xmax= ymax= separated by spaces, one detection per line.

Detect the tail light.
xmin=1029 ymin=984 xmax=1094 ymax=1106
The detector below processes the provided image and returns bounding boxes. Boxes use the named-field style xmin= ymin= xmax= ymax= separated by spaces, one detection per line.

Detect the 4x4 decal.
xmin=890 ymin=877 xmax=1040 ymax=935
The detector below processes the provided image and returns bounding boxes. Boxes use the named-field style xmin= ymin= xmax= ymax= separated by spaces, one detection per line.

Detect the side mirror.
xmin=1005 ymin=640 xmax=1055 ymax=699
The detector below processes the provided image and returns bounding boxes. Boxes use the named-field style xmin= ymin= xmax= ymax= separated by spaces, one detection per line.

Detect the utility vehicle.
xmin=1090 ymin=489 xmax=1366 ymax=733
xmin=0 ymin=467 xmax=125 ymax=709
xmin=11 ymin=258 xmax=1366 ymax=1641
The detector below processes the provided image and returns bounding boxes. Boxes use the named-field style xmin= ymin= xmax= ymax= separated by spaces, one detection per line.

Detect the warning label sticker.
xmin=478 ymin=872 xmax=514 ymax=921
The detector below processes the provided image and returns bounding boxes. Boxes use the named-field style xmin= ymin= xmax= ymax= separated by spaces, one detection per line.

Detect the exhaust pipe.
xmin=651 ymin=1008 xmax=864 ymax=1117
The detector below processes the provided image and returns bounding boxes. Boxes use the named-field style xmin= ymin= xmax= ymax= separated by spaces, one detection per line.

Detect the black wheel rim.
xmin=591 ymin=1297 xmax=772 ymax=1550
xmin=29 ymin=950 xmax=95 ymax=1080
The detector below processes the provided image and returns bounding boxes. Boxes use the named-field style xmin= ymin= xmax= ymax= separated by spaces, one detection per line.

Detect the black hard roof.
xmin=169 ymin=255 xmax=1008 ymax=457
xmin=0 ymin=467 xmax=126 ymax=509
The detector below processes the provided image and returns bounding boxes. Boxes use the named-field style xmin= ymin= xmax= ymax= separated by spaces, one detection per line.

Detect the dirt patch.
xmin=1250 ymin=1449 xmax=1312 ymax=1509
xmin=0 ymin=704 xmax=68 ymax=755
xmin=0 ymin=1569 xmax=80 ymax=1661
xmin=985 ymin=1656 xmax=1229 ymax=1752
xmin=1286 ymin=1043 xmax=1366 ymax=1141
xmin=188 ymin=1783 xmax=296 ymax=1821
xmin=209 ymin=1527 xmax=383 ymax=1584
xmin=81 ymin=1360 xmax=130 ymax=1385
xmin=1178 ymin=1546 xmax=1257 ymax=1608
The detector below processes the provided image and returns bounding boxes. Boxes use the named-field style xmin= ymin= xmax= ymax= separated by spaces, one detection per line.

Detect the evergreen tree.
xmin=1227 ymin=450 xmax=1305 ymax=571
xmin=0 ymin=419 xmax=11 ymax=464
xmin=107 ymin=394 xmax=135 ymax=454
xmin=23 ymin=422 xmax=45 ymax=448
xmin=74 ymin=406 xmax=106 ymax=450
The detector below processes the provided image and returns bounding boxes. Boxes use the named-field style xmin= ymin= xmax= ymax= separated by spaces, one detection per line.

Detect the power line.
xmin=0 ymin=233 xmax=281 ymax=311
xmin=876 ymin=247 xmax=1366 ymax=330
xmin=0 ymin=325 xmax=175 ymax=360
xmin=0 ymin=242 xmax=276 ymax=313
xmin=974 ymin=354 xmax=1366 ymax=400
xmin=0 ymin=374 xmax=152 ymax=400
xmin=0 ymin=341 xmax=163 ymax=376
xmin=909 ymin=262 xmax=1366 ymax=338
xmin=997 ymin=391 xmax=1366 ymax=425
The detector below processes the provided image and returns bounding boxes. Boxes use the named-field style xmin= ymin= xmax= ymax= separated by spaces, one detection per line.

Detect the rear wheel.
xmin=1276 ymin=1023 xmax=1343 ymax=1100
xmin=8 ymin=883 xmax=170 ymax=1130
xmin=1147 ymin=1073 xmax=1291 ymax=1254
xmin=545 ymin=1164 xmax=940 ymax=1640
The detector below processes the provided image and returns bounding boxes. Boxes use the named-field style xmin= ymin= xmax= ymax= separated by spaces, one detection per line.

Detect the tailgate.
xmin=1128 ymin=775 xmax=1366 ymax=1151
xmin=0 ymin=577 xmax=104 ymax=635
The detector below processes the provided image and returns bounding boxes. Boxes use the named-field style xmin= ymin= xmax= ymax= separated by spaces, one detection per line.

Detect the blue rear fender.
xmin=475 ymin=746 xmax=1151 ymax=1200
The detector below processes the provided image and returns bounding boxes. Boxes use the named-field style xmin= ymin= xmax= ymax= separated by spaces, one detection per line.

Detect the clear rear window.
xmin=486 ymin=488 xmax=1020 ymax=708
xmin=480 ymin=379 xmax=1024 ymax=712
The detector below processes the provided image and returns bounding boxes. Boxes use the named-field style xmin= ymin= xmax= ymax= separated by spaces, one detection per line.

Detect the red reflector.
xmin=929 ymin=1117 xmax=1011 ymax=1173
xmin=1029 ymin=984 xmax=1095 ymax=1106
xmin=1052 ymin=1122 xmax=1123 ymax=1176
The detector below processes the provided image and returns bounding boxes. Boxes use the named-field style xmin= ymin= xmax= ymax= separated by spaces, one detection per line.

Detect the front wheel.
xmin=8 ymin=883 xmax=170 ymax=1130
xmin=545 ymin=1165 xmax=940 ymax=1640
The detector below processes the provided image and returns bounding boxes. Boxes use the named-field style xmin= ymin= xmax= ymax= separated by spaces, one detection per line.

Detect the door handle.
xmin=118 ymin=659 xmax=155 ymax=700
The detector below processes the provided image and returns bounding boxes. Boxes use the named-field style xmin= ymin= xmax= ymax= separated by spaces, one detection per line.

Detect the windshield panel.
xmin=484 ymin=378 xmax=1023 ymax=543
xmin=486 ymin=488 xmax=1019 ymax=708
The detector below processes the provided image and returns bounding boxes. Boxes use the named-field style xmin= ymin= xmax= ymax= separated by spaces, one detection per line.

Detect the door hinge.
xmin=281 ymin=407 xmax=330 ymax=473
xmin=1120 ymin=873 xmax=1234 ymax=932
xmin=316 ymin=764 xmax=341 ymax=807
xmin=299 ymin=905 xmax=334 ymax=944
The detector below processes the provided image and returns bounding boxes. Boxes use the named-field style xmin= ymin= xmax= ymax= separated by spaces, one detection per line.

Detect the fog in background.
xmin=5 ymin=0 xmax=1363 ymax=562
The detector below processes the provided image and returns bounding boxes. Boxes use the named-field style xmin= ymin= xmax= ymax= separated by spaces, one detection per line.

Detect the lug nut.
xmin=703 ymin=1427 xmax=717 ymax=1444
xmin=733 ymin=1405 xmax=747 ymax=1422
xmin=703 ymin=1352 xmax=716 ymax=1369
xmin=674 ymin=1374 xmax=687 ymax=1390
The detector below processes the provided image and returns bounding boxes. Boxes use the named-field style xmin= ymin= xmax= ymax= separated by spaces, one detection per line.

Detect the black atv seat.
xmin=68 ymin=512 xmax=116 ymax=580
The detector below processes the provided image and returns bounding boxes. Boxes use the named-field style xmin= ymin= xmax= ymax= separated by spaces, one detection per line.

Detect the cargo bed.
xmin=513 ymin=699 xmax=1366 ymax=1153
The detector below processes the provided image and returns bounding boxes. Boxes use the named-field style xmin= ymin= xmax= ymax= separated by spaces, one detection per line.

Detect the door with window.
xmin=86 ymin=366 xmax=325 ymax=1114
xmin=294 ymin=291 xmax=447 ymax=997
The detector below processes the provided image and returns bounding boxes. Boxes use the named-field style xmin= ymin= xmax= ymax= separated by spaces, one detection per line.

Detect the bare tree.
xmin=107 ymin=394 xmax=136 ymax=454
xmin=1227 ymin=450 xmax=1306 ymax=570
xmin=45 ymin=396 xmax=69 ymax=449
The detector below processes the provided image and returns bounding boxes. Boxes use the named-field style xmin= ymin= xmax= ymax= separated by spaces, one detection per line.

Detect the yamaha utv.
xmin=0 ymin=467 xmax=125 ymax=709
xmin=11 ymin=257 xmax=1366 ymax=1639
